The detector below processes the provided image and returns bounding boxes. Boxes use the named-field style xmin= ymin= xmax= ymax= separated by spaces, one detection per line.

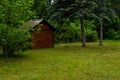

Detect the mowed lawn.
xmin=0 ymin=41 xmax=120 ymax=80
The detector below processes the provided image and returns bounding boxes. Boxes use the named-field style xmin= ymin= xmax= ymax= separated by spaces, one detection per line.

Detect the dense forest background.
xmin=32 ymin=0 xmax=120 ymax=43
xmin=0 ymin=0 xmax=120 ymax=56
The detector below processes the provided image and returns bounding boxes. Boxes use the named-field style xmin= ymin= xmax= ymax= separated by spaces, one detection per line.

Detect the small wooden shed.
xmin=30 ymin=19 xmax=54 ymax=49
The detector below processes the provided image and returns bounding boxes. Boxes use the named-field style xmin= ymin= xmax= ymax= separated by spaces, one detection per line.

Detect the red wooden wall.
xmin=32 ymin=21 xmax=54 ymax=49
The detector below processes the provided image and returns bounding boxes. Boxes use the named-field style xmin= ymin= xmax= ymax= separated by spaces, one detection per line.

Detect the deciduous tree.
xmin=0 ymin=0 xmax=35 ymax=62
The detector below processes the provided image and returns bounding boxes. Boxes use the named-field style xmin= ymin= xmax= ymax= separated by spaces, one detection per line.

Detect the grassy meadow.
xmin=0 ymin=41 xmax=120 ymax=80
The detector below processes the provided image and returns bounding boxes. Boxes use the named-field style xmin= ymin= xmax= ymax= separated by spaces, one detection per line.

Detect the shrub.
xmin=86 ymin=30 xmax=98 ymax=42
xmin=54 ymin=24 xmax=76 ymax=43
xmin=105 ymin=29 xmax=116 ymax=39
xmin=84 ymin=20 xmax=98 ymax=42
xmin=0 ymin=26 xmax=31 ymax=56
xmin=114 ymin=31 xmax=120 ymax=40
xmin=54 ymin=18 xmax=81 ymax=43
xmin=54 ymin=19 xmax=99 ymax=43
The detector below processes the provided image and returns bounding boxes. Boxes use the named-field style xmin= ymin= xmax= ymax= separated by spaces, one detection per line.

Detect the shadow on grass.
xmin=0 ymin=53 xmax=29 ymax=60
xmin=0 ymin=53 xmax=30 ymax=63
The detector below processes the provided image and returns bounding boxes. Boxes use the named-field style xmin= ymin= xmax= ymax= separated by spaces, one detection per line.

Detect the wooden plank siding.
xmin=31 ymin=19 xmax=54 ymax=49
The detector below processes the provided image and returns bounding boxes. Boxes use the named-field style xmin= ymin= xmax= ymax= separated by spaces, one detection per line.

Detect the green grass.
xmin=0 ymin=41 xmax=120 ymax=80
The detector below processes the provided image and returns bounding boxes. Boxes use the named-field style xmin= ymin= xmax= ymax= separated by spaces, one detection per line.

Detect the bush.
xmin=86 ymin=30 xmax=98 ymax=42
xmin=84 ymin=20 xmax=98 ymax=42
xmin=54 ymin=19 xmax=99 ymax=43
xmin=105 ymin=29 xmax=116 ymax=39
xmin=0 ymin=26 xmax=31 ymax=56
xmin=54 ymin=24 xmax=76 ymax=43
xmin=54 ymin=18 xmax=81 ymax=43
xmin=114 ymin=31 xmax=120 ymax=40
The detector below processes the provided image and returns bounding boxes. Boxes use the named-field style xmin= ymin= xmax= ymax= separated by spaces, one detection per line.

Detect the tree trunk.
xmin=99 ymin=18 xmax=103 ymax=46
xmin=80 ymin=17 xmax=86 ymax=47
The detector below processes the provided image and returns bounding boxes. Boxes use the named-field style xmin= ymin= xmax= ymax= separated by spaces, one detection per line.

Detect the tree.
xmin=0 ymin=0 xmax=35 ymax=62
xmin=97 ymin=0 xmax=105 ymax=46
xmin=32 ymin=0 xmax=46 ymax=19
xmin=93 ymin=0 xmax=115 ymax=46
xmin=107 ymin=0 xmax=120 ymax=17
xmin=50 ymin=0 xmax=97 ymax=47
xmin=0 ymin=0 xmax=35 ymax=27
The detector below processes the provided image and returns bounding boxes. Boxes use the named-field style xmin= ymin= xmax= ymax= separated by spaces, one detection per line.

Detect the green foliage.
xmin=105 ymin=29 xmax=116 ymax=39
xmin=114 ymin=31 xmax=120 ymax=40
xmin=32 ymin=0 xmax=46 ymax=18
xmin=0 ymin=0 xmax=35 ymax=27
xmin=0 ymin=0 xmax=35 ymax=57
xmin=70 ymin=21 xmax=81 ymax=42
xmin=93 ymin=13 xmax=120 ymax=40
xmin=0 ymin=26 xmax=32 ymax=56
xmin=54 ymin=19 xmax=98 ymax=43
xmin=84 ymin=20 xmax=98 ymax=42
xmin=86 ymin=30 xmax=98 ymax=42
xmin=31 ymin=0 xmax=120 ymax=43
xmin=108 ymin=0 xmax=120 ymax=17
xmin=54 ymin=18 xmax=81 ymax=43
xmin=84 ymin=20 xmax=96 ymax=30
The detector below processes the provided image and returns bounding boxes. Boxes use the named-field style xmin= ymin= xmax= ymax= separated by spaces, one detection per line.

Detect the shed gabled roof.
xmin=30 ymin=19 xmax=44 ymax=28
xmin=20 ymin=18 xmax=54 ymax=30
